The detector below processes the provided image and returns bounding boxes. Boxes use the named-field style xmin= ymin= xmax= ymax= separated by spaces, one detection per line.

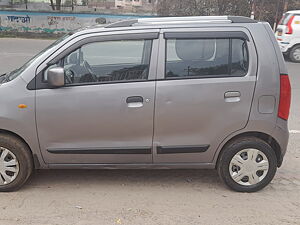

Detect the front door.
xmin=36 ymin=36 xmax=157 ymax=164
xmin=153 ymin=28 xmax=257 ymax=164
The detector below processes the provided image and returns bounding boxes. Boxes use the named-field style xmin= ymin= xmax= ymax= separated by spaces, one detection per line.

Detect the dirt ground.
xmin=0 ymin=38 xmax=299 ymax=225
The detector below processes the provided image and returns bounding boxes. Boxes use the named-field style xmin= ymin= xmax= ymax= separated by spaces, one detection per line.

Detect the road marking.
xmin=289 ymin=130 xmax=300 ymax=134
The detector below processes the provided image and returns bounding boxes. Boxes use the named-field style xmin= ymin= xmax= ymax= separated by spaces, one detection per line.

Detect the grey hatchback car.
xmin=0 ymin=16 xmax=291 ymax=192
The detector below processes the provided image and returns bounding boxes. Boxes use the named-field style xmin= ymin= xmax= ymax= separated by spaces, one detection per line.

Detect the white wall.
xmin=0 ymin=10 xmax=149 ymax=34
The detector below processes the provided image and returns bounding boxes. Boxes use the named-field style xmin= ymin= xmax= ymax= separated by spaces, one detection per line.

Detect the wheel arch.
xmin=290 ymin=43 xmax=300 ymax=49
xmin=289 ymin=43 xmax=300 ymax=58
xmin=216 ymin=131 xmax=282 ymax=168
xmin=0 ymin=129 xmax=40 ymax=169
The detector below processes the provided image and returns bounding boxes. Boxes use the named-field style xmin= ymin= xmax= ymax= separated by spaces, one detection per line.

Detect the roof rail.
xmin=105 ymin=19 xmax=138 ymax=28
xmin=228 ymin=16 xmax=257 ymax=23
xmin=105 ymin=16 xmax=257 ymax=28
xmin=138 ymin=16 xmax=229 ymax=23
xmin=136 ymin=16 xmax=231 ymax=25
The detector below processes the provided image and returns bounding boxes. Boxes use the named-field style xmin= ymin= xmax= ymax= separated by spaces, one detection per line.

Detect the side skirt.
xmin=47 ymin=163 xmax=215 ymax=170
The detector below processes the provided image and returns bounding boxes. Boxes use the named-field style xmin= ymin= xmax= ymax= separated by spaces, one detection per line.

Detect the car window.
xmin=165 ymin=38 xmax=249 ymax=79
xmin=279 ymin=13 xmax=292 ymax=25
xmin=61 ymin=39 xmax=152 ymax=85
xmin=231 ymin=39 xmax=249 ymax=76
xmin=6 ymin=33 xmax=71 ymax=83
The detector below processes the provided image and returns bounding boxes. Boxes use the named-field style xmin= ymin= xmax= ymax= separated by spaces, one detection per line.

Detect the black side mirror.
xmin=47 ymin=67 xmax=65 ymax=87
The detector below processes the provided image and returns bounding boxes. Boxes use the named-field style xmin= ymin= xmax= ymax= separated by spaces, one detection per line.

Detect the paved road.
xmin=0 ymin=38 xmax=299 ymax=225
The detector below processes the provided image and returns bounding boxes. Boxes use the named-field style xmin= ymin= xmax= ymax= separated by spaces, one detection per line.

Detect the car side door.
xmin=34 ymin=31 xmax=159 ymax=164
xmin=153 ymin=28 xmax=258 ymax=164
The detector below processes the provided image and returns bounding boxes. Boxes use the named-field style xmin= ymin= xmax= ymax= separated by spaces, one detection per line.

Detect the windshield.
xmin=2 ymin=34 xmax=71 ymax=83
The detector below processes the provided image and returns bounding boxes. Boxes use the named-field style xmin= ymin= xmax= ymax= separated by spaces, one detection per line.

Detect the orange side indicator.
xmin=18 ymin=104 xmax=27 ymax=109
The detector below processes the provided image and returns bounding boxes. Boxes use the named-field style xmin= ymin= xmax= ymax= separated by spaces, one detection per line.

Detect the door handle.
xmin=126 ymin=96 xmax=144 ymax=108
xmin=224 ymin=91 xmax=241 ymax=102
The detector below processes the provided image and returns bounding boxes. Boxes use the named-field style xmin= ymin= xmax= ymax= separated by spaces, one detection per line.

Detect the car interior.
xmin=165 ymin=38 xmax=248 ymax=78
xmin=62 ymin=40 xmax=152 ymax=84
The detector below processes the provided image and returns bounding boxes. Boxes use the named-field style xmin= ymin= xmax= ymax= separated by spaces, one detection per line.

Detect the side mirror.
xmin=47 ymin=67 xmax=65 ymax=87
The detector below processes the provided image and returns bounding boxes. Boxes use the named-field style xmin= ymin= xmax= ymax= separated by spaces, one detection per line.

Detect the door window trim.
xmin=164 ymin=31 xmax=250 ymax=80
xmin=164 ymin=31 xmax=250 ymax=41
xmin=27 ymin=32 xmax=159 ymax=90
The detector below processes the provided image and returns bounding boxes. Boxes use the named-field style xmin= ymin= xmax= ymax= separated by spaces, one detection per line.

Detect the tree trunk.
xmin=50 ymin=0 xmax=55 ymax=10
xmin=56 ymin=0 xmax=61 ymax=10
xmin=283 ymin=0 xmax=288 ymax=11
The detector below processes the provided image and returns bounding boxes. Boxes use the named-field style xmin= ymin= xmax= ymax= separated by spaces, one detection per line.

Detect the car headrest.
xmin=232 ymin=39 xmax=244 ymax=62
xmin=69 ymin=52 xmax=78 ymax=64
xmin=175 ymin=39 xmax=216 ymax=61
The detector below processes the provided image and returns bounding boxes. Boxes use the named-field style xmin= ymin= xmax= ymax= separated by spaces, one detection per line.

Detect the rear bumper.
xmin=272 ymin=124 xmax=289 ymax=167
xmin=278 ymin=152 xmax=284 ymax=167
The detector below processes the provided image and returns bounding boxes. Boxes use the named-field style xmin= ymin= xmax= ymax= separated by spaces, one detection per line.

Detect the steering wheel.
xmin=64 ymin=69 xmax=74 ymax=84
xmin=83 ymin=60 xmax=98 ymax=82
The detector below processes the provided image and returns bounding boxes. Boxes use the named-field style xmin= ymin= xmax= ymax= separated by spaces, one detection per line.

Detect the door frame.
xmin=33 ymin=30 xmax=161 ymax=164
xmin=152 ymin=27 xmax=258 ymax=164
xmin=29 ymin=30 xmax=161 ymax=90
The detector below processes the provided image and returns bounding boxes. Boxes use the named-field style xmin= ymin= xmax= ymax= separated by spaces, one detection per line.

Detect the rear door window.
xmin=165 ymin=37 xmax=249 ymax=79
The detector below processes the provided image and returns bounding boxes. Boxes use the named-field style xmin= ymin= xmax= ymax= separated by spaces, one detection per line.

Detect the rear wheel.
xmin=217 ymin=137 xmax=277 ymax=192
xmin=0 ymin=134 xmax=33 ymax=192
xmin=289 ymin=45 xmax=300 ymax=63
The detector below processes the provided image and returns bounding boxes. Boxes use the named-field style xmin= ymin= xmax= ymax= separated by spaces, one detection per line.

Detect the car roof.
xmin=71 ymin=16 xmax=257 ymax=37
xmin=286 ymin=10 xmax=300 ymax=14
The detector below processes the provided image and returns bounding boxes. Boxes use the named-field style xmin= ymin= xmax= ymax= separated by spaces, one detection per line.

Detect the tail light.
xmin=286 ymin=16 xmax=295 ymax=34
xmin=278 ymin=74 xmax=291 ymax=120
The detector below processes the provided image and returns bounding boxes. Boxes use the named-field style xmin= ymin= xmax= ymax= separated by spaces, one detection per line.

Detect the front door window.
xmin=61 ymin=39 xmax=153 ymax=85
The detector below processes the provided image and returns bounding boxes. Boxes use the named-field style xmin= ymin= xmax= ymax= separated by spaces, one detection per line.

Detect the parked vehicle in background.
xmin=0 ymin=16 xmax=291 ymax=192
xmin=276 ymin=10 xmax=300 ymax=62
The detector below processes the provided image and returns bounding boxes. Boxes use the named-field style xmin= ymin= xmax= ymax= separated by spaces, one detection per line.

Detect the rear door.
xmin=153 ymin=27 xmax=258 ymax=164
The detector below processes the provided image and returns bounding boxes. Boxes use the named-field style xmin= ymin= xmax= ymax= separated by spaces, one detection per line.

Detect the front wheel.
xmin=217 ymin=137 xmax=277 ymax=192
xmin=0 ymin=134 xmax=33 ymax=192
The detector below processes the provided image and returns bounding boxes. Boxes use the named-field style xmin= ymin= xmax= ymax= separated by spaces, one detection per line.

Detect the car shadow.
xmin=23 ymin=169 xmax=223 ymax=191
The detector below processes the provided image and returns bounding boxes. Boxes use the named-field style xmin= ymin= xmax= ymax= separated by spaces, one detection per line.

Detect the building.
xmin=115 ymin=0 xmax=157 ymax=12
xmin=87 ymin=0 xmax=157 ymax=13
xmin=87 ymin=0 xmax=115 ymax=9
xmin=115 ymin=0 xmax=142 ymax=9
xmin=0 ymin=0 xmax=157 ymax=14
xmin=0 ymin=0 xmax=10 ymax=7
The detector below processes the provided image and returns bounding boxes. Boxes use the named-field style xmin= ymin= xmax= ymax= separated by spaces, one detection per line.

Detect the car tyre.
xmin=217 ymin=137 xmax=277 ymax=192
xmin=0 ymin=134 xmax=33 ymax=192
xmin=289 ymin=45 xmax=300 ymax=63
